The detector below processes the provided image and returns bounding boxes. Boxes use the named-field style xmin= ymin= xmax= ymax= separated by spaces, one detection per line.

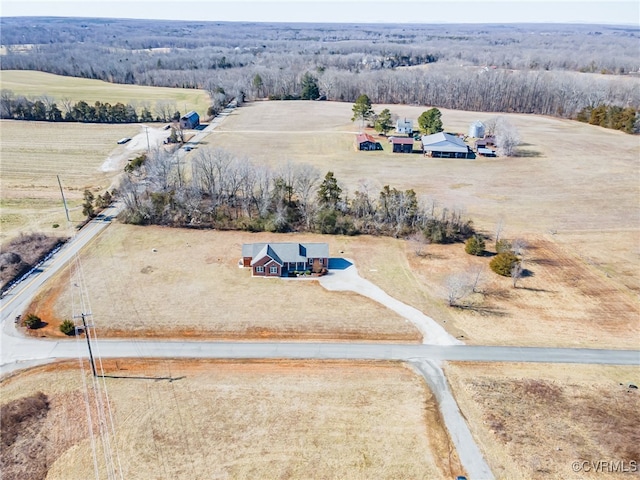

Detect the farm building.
xmin=355 ymin=133 xmax=382 ymax=151
xmin=477 ymin=135 xmax=496 ymax=147
xmin=475 ymin=137 xmax=497 ymax=156
xmin=389 ymin=136 xmax=415 ymax=153
xmin=241 ymin=242 xmax=329 ymax=277
xmin=395 ymin=118 xmax=413 ymax=135
xmin=421 ymin=132 xmax=474 ymax=159
xmin=468 ymin=121 xmax=485 ymax=138
xmin=180 ymin=111 xmax=200 ymax=129
xmin=477 ymin=147 xmax=496 ymax=157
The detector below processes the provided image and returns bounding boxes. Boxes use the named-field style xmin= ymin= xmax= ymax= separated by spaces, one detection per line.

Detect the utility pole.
xmin=57 ymin=175 xmax=71 ymax=222
xmin=144 ymin=126 xmax=150 ymax=153
xmin=75 ymin=312 xmax=97 ymax=377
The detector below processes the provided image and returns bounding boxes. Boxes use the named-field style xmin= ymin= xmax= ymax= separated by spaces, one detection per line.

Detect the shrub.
xmin=23 ymin=313 xmax=43 ymax=329
xmin=465 ymin=235 xmax=486 ymax=256
xmin=490 ymin=252 xmax=520 ymax=276
xmin=59 ymin=319 xmax=76 ymax=336
xmin=495 ymin=238 xmax=512 ymax=253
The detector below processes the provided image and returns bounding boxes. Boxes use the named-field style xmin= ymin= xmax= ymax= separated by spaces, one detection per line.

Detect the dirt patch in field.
xmin=2 ymin=359 xmax=463 ymax=480
xmin=445 ymin=362 xmax=640 ymax=479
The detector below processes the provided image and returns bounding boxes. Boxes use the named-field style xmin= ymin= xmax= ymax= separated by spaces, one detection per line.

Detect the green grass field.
xmin=0 ymin=70 xmax=210 ymax=117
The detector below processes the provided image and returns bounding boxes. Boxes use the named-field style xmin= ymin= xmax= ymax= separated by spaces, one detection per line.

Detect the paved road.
xmin=3 ymin=336 xmax=639 ymax=374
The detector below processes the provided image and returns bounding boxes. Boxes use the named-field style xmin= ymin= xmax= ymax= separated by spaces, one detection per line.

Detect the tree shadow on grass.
xmin=452 ymin=304 xmax=509 ymax=317
xmin=517 ymin=286 xmax=554 ymax=293
xmin=515 ymin=149 xmax=543 ymax=158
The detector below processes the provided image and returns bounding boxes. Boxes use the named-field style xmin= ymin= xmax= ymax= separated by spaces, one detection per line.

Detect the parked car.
xmin=117 ymin=137 xmax=131 ymax=144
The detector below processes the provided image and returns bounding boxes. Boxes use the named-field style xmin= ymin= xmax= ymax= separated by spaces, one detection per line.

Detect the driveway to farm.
xmin=100 ymin=101 xmax=238 ymax=173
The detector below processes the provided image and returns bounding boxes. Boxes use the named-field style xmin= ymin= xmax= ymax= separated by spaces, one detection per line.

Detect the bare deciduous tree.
xmin=446 ymin=273 xmax=473 ymax=307
xmin=511 ymin=262 xmax=524 ymax=288
xmin=495 ymin=117 xmax=521 ymax=157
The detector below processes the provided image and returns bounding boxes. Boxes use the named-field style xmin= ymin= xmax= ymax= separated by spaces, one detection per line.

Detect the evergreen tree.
xmin=300 ymin=72 xmax=320 ymax=100
xmin=374 ymin=108 xmax=393 ymax=135
xmin=351 ymin=94 xmax=374 ymax=130
xmin=317 ymin=171 xmax=342 ymax=210
xmin=418 ymin=108 xmax=443 ymax=135
xmin=465 ymin=235 xmax=486 ymax=255
xmin=252 ymin=73 xmax=264 ymax=97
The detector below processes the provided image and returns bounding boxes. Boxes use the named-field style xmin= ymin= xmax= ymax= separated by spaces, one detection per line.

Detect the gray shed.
xmin=180 ymin=111 xmax=200 ymax=130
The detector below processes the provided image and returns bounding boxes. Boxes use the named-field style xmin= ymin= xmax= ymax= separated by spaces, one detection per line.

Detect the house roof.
xmin=243 ymin=243 xmax=329 ymax=266
xmin=181 ymin=111 xmax=199 ymax=120
xmin=389 ymin=137 xmax=415 ymax=145
xmin=477 ymin=147 xmax=495 ymax=154
xmin=396 ymin=118 xmax=413 ymax=127
xmin=421 ymin=132 xmax=469 ymax=153
xmin=356 ymin=133 xmax=377 ymax=144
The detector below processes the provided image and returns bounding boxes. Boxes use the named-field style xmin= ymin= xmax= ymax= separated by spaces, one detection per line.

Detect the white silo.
xmin=468 ymin=121 xmax=485 ymax=138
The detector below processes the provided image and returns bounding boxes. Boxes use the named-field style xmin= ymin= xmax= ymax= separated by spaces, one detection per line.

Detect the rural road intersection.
xmin=1 ymin=213 xmax=638 ymax=480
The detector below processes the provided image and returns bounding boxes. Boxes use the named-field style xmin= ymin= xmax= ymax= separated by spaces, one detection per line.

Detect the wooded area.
xmin=1 ymin=17 xmax=638 ymax=123
xmin=117 ymin=147 xmax=474 ymax=243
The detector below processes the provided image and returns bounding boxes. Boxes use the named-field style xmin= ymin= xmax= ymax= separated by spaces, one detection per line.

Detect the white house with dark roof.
xmin=421 ymin=132 xmax=474 ymax=159
xmin=395 ymin=118 xmax=413 ymax=135
xmin=241 ymin=242 xmax=329 ymax=277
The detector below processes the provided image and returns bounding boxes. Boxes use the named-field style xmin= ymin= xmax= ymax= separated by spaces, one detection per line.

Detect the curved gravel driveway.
xmin=319 ymin=262 xmax=461 ymax=345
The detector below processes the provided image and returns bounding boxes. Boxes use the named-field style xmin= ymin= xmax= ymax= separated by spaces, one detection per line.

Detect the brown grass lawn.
xmin=28 ymin=225 xmax=420 ymax=342
xmin=445 ymin=362 xmax=640 ymax=479
xmin=1 ymin=359 xmax=462 ymax=480
xmin=25 ymin=224 xmax=638 ymax=348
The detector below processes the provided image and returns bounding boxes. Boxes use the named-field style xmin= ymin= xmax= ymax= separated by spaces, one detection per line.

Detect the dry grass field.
xmin=326 ymin=232 xmax=639 ymax=348
xmin=29 ymin=225 xmax=420 ymax=342
xmin=10 ymin=99 xmax=637 ymax=347
xmin=445 ymin=362 xmax=640 ymax=479
xmin=0 ymin=119 xmax=175 ymax=244
xmin=1 ymin=359 xmax=463 ymax=480
xmin=0 ymin=70 xmax=210 ymax=115
xmin=213 ymin=101 xmax=639 ymax=234
xmin=0 ymin=120 xmax=141 ymax=241
xmin=25 ymin=222 xmax=638 ymax=348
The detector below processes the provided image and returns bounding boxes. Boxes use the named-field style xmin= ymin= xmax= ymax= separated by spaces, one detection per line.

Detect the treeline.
xmin=0 ymin=94 xmax=180 ymax=123
xmin=2 ymin=18 xmax=639 ymax=75
xmin=2 ymin=18 xmax=638 ymax=125
xmin=576 ymin=104 xmax=638 ymax=133
xmin=117 ymin=147 xmax=474 ymax=243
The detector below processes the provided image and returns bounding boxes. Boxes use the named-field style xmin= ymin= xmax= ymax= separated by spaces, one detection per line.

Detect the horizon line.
xmin=2 ymin=15 xmax=638 ymax=28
